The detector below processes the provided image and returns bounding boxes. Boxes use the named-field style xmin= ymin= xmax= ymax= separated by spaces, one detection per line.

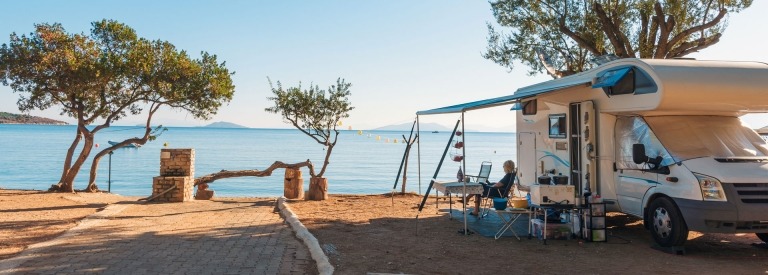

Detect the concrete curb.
xmin=276 ymin=196 xmax=334 ymax=275
xmin=0 ymin=203 xmax=130 ymax=274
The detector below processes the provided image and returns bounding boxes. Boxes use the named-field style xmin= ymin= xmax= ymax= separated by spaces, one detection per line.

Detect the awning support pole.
xmin=417 ymin=115 xmax=421 ymax=195
xmin=415 ymin=119 xmax=461 ymax=235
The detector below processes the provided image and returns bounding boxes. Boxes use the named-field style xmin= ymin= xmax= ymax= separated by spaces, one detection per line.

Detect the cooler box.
xmin=530 ymin=185 xmax=575 ymax=205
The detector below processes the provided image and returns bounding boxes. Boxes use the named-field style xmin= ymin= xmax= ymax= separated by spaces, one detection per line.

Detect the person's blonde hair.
xmin=503 ymin=160 xmax=515 ymax=174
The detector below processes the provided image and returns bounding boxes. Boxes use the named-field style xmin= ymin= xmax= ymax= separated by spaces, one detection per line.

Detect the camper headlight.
xmin=694 ymin=173 xmax=727 ymax=202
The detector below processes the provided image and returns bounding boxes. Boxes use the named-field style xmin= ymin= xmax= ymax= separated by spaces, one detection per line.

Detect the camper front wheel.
xmin=649 ymin=197 xmax=689 ymax=247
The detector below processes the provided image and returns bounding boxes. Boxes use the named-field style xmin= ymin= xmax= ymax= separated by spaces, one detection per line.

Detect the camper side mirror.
xmin=632 ymin=143 xmax=664 ymax=170
xmin=632 ymin=144 xmax=647 ymax=164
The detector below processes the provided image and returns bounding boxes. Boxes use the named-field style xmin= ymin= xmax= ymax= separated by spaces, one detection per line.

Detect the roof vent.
xmin=591 ymin=54 xmax=620 ymax=65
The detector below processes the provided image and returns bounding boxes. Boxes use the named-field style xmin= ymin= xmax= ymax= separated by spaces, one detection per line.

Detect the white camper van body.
xmin=514 ymin=58 xmax=768 ymax=246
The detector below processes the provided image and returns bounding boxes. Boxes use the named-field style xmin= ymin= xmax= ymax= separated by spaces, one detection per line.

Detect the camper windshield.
xmin=645 ymin=116 xmax=768 ymax=161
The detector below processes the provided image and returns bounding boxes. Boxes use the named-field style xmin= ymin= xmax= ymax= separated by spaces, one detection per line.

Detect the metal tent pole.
xmin=461 ymin=112 xmax=468 ymax=235
xmin=416 ymin=119 xmax=461 ymax=236
xmin=417 ymin=115 xmax=421 ymax=195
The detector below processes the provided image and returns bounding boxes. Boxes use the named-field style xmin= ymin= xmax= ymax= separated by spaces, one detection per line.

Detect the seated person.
xmin=471 ymin=160 xmax=516 ymax=216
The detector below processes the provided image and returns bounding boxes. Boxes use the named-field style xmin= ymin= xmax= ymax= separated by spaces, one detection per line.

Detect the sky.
xmin=1 ymin=1 xmax=767 ymax=130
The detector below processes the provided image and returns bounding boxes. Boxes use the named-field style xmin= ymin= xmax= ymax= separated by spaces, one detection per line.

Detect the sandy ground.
xmin=287 ymin=193 xmax=768 ymax=274
xmin=0 ymin=189 xmax=132 ymax=260
xmin=2 ymin=189 xmax=768 ymax=274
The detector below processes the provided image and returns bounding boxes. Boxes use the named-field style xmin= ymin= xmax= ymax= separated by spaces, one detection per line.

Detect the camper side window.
xmin=522 ymin=100 xmax=537 ymax=115
xmin=615 ymin=116 xmax=673 ymax=171
xmin=549 ymin=114 xmax=567 ymax=139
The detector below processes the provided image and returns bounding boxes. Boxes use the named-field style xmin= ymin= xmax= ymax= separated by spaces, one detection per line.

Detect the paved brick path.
xmin=3 ymin=199 xmax=317 ymax=275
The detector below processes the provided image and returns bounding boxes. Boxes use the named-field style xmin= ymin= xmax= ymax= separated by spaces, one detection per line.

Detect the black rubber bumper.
xmin=672 ymin=197 xmax=768 ymax=233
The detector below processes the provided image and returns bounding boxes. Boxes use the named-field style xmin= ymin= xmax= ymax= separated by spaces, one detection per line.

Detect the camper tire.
xmin=648 ymin=197 xmax=688 ymax=247
xmin=757 ymin=233 xmax=768 ymax=243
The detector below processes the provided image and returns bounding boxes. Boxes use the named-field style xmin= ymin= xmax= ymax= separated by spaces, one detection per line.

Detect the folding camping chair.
xmin=467 ymin=161 xmax=492 ymax=184
xmin=480 ymin=173 xmax=516 ymax=218
xmin=460 ymin=161 xmax=491 ymax=212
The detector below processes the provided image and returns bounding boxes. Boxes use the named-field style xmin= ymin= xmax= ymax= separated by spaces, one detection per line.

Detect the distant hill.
xmin=0 ymin=112 xmax=68 ymax=125
xmin=374 ymin=122 xmax=450 ymax=131
xmin=203 ymin=121 xmax=248 ymax=128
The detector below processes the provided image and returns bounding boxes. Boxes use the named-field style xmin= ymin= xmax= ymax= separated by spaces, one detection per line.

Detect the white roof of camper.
xmin=417 ymin=58 xmax=768 ymax=115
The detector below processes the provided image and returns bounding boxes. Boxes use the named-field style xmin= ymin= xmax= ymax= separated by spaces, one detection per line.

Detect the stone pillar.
xmin=284 ymin=168 xmax=303 ymax=199
xmin=307 ymin=177 xmax=328 ymax=201
xmin=159 ymin=148 xmax=194 ymax=178
xmin=152 ymin=148 xmax=195 ymax=202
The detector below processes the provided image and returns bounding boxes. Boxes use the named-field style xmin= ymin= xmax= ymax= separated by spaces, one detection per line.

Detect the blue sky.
xmin=1 ymin=1 xmax=767 ymax=130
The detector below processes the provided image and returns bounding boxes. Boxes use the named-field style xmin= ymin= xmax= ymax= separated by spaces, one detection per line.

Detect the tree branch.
xmin=667 ymin=8 xmax=727 ymax=49
xmin=653 ymin=2 xmax=675 ymax=59
xmin=668 ymin=33 xmax=721 ymax=57
xmin=194 ymin=160 xmax=317 ymax=186
xmin=594 ymin=3 xmax=628 ymax=57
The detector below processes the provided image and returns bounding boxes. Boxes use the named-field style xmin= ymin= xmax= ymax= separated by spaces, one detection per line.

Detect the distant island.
xmin=203 ymin=121 xmax=248 ymax=128
xmin=0 ymin=112 xmax=68 ymax=125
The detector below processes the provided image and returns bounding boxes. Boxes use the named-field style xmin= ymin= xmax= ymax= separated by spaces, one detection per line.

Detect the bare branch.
xmin=594 ymin=3 xmax=628 ymax=57
xmin=558 ymin=24 xmax=602 ymax=56
xmin=653 ymin=3 xmax=676 ymax=59
xmin=194 ymin=160 xmax=317 ymax=186
xmin=668 ymin=33 xmax=722 ymax=57
xmin=667 ymin=8 xmax=727 ymax=48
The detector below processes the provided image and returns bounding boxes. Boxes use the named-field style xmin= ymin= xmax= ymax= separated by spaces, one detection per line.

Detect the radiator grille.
xmin=731 ymin=183 xmax=768 ymax=204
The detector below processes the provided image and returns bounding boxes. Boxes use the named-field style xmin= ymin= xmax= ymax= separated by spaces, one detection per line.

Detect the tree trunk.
xmin=54 ymin=127 xmax=83 ymax=192
xmin=284 ymin=168 xmax=303 ymax=199
xmin=307 ymin=177 xmax=328 ymax=201
xmin=60 ymin=131 xmax=95 ymax=192
xmin=317 ymin=143 xmax=333 ymax=178
xmin=55 ymin=129 xmax=93 ymax=193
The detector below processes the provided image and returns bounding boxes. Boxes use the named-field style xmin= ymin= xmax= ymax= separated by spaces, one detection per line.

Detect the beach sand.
xmin=2 ymin=189 xmax=767 ymax=274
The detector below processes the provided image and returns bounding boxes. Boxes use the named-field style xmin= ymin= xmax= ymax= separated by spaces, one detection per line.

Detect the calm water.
xmin=0 ymin=125 xmax=516 ymax=197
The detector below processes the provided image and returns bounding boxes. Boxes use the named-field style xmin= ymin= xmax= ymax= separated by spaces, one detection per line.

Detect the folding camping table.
xmin=493 ymin=207 xmax=532 ymax=240
xmin=434 ymin=181 xmax=484 ymax=235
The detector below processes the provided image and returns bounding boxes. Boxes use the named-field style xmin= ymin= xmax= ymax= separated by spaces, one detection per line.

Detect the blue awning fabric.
xmin=592 ymin=67 xmax=631 ymax=88
xmin=417 ymin=78 xmax=590 ymax=116
xmin=416 ymin=94 xmax=521 ymax=115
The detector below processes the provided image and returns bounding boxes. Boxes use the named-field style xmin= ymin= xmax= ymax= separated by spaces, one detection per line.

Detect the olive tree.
xmin=484 ymin=0 xmax=753 ymax=78
xmin=266 ymin=78 xmax=353 ymax=199
xmin=0 ymin=20 xmax=235 ymax=192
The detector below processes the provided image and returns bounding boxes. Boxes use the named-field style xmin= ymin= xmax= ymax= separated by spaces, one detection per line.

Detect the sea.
xmin=0 ymin=125 xmax=517 ymax=197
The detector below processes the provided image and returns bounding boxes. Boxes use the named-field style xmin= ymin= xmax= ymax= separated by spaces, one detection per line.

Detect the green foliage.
xmin=484 ymin=0 xmax=753 ymax=77
xmin=0 ymin=19 xmax=235 ymax=191
xmin=0 ymin=19 xmax=235 ymax=123
xmin=266 ymin=78 xmax=354 ymax=178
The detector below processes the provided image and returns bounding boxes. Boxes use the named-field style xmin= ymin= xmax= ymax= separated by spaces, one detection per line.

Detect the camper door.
xmin=569 ymin=101 xmax=597 ymax=205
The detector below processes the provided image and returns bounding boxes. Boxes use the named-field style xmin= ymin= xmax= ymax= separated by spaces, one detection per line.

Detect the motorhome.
xmin=514 ymin=58 xmax=768 ymax=247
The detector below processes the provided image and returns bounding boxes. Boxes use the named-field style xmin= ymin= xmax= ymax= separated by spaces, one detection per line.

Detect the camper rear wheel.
xmin=648 ymin=197 xmax=689 ymax=247
xmin=757 ymin=233 xmax=768 ymax=243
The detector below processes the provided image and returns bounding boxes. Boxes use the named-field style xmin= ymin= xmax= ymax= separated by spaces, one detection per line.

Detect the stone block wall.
xmin=152 ymin=148 xmax=195 ymax=202
xmin=152 ymin=176 xmax=193 ymax=202
xmin=160 ymin=148 xmax=195 ymax=178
